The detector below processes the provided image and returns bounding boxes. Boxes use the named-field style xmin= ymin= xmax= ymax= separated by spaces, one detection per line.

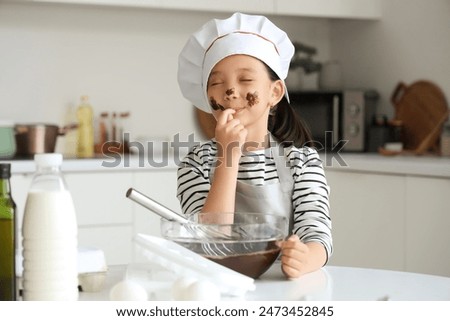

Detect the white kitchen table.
xmin=79 ymin=262 xmax=450 ymax=301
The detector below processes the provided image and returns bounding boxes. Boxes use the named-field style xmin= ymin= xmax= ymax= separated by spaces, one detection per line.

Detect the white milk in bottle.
xmin=22 ymin=153 xmax=78 ymax=301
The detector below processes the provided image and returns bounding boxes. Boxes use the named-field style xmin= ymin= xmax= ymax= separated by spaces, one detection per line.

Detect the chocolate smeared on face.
xmin=225 ymin=88 xmax=235 ymax=96
xmin=246 ymin=91 xmax=259 ymax=107
xmin=209 ymin=97 xmax=225 ymax=111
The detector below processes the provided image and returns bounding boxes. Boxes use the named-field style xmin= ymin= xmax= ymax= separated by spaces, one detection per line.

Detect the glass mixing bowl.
xmin=160 ymin=212 xmax=287 ymax=279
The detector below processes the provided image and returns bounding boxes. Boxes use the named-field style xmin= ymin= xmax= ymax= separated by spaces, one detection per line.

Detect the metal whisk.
xmin=126 ymin=188 xmax=234 ymax=240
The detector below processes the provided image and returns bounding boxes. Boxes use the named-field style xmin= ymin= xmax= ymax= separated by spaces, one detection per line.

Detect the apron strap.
xmin=269 ymin=136 xmax=294 ymax=233
xmin=269 ymin=134 xmax=294 ymax=190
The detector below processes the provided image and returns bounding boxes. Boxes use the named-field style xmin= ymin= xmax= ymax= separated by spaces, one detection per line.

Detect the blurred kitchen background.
xmin=1 ymin=0 xmax=449 ymax=279
xmin=1 ymin=0 xmax=449 ymax=145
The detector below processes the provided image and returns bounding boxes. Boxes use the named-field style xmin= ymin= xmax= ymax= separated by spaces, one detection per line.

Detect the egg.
xmin=184 ymin=280 xmax=221 ymax=301
xmin=109 ymin=280 xmax=148 ymax=301
xmin=172 ymin=276 xmax=198 ymax=300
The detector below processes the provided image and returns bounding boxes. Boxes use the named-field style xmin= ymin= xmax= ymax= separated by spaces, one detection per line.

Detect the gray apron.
xmin=210 ymin=139 xmax=294 ymax=234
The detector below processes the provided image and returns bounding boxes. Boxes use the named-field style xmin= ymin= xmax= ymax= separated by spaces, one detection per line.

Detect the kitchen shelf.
xmin=21 ymin=0 xmax=382 ymax=19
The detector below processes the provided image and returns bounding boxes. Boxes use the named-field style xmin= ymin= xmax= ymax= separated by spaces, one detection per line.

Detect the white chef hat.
xmin=178 ymin=12 xmax=295 ymax=113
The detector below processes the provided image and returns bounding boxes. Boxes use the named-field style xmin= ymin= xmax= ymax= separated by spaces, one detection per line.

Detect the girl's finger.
xmin=281 ymin=262 xmax=301 ymax=279
xmin=224 ymin=118 xmax=241 ymax=129
xmin=216 ymin=108 xmax=235 ymax=126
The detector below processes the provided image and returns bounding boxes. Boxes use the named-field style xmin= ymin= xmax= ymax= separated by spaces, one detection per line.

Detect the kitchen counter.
xmin=6 ymin=153 xmax=179 ymax=174
xmin=323 ymin=152 xmax=450 ymax=179
xmin=4 ymin=152 xmax=450 ymax=178
xmin=80 ymin=262 xmax=450 ymax=301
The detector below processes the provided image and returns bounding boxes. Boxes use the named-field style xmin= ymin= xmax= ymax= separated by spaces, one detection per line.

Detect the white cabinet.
xmin=10 ymin=171 xmax=136 ymax=265
xmin=131 ymin=169 xmax=180 ymax=262
xmin=405 ymin=176 xmax=450 ymax=277
xmin=275 ymin=0 xmax=381 ymax=19
xmin=65 ymin=172 xmax=133 ymax=226
xmin=10 ymin=168 xmax=180 ymax=266
xmin=112 ymin=0 xmax=275 ymax=14
xmin=325 ymin=170 xmax=405 ymax=271
xmin=65 ymin=171 xmax=134 ymax=265
xmin=28 ymin=0 xmax=381 ymax=19
xmin=65 ymin=169 xmax=181 ymax=265
xmin=325 ymin=169 xmax=450 ymax=277
xmin=78 ymin=225 xmax=133 ymax=265
xmin=28 ymin=0 xmax=273 ymax=14
xmin=132 ymin=169 xmax=180 ymax=239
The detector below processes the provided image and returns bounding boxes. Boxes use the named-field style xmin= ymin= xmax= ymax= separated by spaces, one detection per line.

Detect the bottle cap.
xmin=34 ymin=153 xmax=63 ymax=167
xmin=0 ymin=163 xmax=11 ymax=179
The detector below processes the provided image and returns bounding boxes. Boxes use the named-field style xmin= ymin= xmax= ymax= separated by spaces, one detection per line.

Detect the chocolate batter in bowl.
xmin=161 ymin=213 xmax=287 ymax=279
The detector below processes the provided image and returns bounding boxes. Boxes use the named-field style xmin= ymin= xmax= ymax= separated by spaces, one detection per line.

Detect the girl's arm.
xmin=200 ymin=109 xmax=247 ymax=221
xmin=200 ymin=156 xmax=239 ymax=215
xmin=280 ymin=147 xmax=332 ymax=278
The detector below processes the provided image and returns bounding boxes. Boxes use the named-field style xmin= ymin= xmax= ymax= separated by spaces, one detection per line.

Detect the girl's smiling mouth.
xmin=210 ymin=91 xmax=259 ymax=111
xmin=209 ymin=98 xmax=246 ymax=112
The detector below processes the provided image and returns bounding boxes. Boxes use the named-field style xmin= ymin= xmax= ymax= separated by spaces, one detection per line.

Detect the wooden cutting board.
xmin=391 ymin=80 xmax=449 ymax=154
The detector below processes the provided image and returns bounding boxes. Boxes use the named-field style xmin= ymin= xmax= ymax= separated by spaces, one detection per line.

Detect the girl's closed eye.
xmin=239 ymin=73 xmax=254 ymax=82
xmin=208 ymin=75 xmax=224 ymax=87
xmin=209 ymin=81 xmax=223 ymax=87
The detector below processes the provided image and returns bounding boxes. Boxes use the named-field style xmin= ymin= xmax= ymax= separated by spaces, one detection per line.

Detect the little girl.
xmin=177 ymin=12 xmax=332 ymax=279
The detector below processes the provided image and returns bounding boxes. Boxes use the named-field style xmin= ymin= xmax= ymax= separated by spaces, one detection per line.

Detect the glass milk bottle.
xmin=22 ymin=153 xmax=78 ymax=301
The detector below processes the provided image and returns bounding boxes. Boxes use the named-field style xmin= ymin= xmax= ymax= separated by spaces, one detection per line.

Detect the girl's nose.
xmin=224 ymin=87 xmax=237 ymax=100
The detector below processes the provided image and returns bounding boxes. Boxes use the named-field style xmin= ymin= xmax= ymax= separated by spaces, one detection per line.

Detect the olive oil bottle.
xmin=76 ymin=95 xmax=94 ymax=158
xmin=0 ymin=163 xmax=16 ymax=301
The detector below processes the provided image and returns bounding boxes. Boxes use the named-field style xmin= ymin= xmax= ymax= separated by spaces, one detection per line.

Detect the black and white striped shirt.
xmin=177 ymin=139 xmax=333 ymax=259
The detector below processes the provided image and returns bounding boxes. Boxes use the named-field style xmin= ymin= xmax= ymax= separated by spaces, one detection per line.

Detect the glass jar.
xmin=440 ymin=121 xmax=450 ymax=157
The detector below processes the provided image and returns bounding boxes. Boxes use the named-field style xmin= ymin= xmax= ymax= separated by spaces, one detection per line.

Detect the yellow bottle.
xmin=76 ymin=95 xmax=94 ymax=158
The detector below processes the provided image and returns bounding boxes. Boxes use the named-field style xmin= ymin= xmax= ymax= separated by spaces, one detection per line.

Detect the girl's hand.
xmin=279 ymin=235 xmax=310 ymax=279
xmin=215 ymin=109 xmax=248 ymax=161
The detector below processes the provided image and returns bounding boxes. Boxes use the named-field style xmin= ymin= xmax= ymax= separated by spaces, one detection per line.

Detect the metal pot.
xmin=14 ymin=123 xmax=77 ymax=156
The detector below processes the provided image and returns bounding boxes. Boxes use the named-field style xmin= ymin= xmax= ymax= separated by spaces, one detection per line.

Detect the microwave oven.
xmin=289 ymin=89 xmax=379 ymax=152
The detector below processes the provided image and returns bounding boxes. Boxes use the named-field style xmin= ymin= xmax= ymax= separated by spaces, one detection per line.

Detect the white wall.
xmin=0 ymin=2 xmax=331 ymax=145
xmin=2 ymin=1 xmax=449 ymax=145
xmin=330 ymin=0 xmax=450 ymax=117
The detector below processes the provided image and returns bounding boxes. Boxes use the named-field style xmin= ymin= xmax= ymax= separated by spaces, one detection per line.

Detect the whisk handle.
xmin=126 ymin=188 xmax=188 ymax=223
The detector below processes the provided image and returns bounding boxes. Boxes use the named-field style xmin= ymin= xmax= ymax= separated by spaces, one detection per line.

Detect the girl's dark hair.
xmin=265 ymin=65 xmax=314 ymax=148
